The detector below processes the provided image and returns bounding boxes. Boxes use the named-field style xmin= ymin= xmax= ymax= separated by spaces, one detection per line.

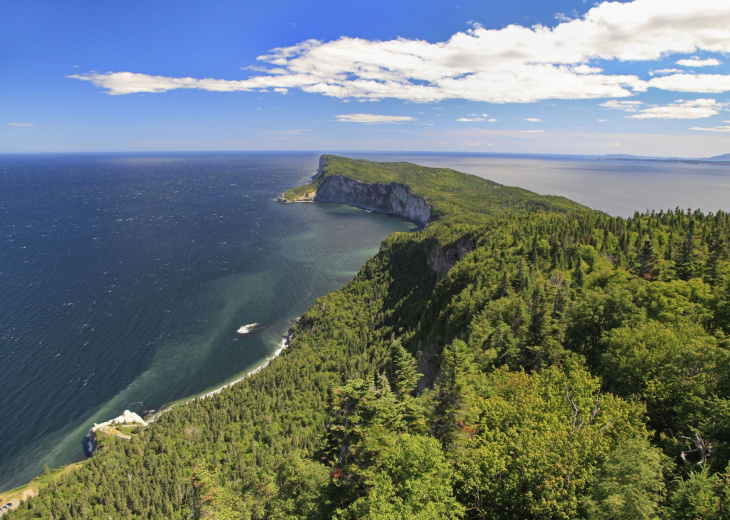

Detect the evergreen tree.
xmin=636 ymin=237 xmax=658 ymax=280
xmin=389 ymin=339 xmax=420 ymax=398
xmin=573 ymin=261 xmax=585 ymax=290
xmin=677 ymin=219 xmax=697 ymax=280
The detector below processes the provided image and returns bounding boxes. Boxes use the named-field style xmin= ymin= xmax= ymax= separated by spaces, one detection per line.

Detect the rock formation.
xmin=314 ymin=175 xmax=431 ymax=224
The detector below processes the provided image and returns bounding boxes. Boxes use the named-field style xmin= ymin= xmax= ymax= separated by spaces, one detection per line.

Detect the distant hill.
xmin=602 ymin=153 xmax=679 ymax=160
xmin=602 ymin=153 xmax=730 ymax=164
xmin=706 ymin=152 xmax=730 ymax=161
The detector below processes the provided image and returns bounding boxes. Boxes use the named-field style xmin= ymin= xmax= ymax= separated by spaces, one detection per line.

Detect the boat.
xmin=236 ymin=323 xmax=258 ymax=335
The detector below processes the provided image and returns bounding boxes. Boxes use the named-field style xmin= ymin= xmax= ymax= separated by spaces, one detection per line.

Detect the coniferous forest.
xmin=6 ymin=156 xmax=730 ymax=519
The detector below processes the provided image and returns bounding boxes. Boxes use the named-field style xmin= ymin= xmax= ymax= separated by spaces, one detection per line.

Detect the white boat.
xmin=236 ymin=323 xmax=258 ymax=335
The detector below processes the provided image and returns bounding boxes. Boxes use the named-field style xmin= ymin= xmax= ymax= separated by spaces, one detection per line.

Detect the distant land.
xmin=602 ymin=153 xmax=730 ymax=165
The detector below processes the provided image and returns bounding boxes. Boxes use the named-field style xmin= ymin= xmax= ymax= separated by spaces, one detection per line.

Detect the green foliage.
xmin=334 ymin=433 xmax=462 ymax=520
xmin=448 ymin=363 xmax=648 ymax=520
xmin=389 ymin=339 xmax=421 ymax=398
xmin=665 ymin=466 xmax=730 ymax=520
xmin=582 ymin=438 xmax=666 ymax=520
xmin=601 ymin=320 xmax=727 ymax=433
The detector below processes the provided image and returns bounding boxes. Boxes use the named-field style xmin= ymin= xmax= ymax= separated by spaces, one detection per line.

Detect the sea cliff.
xmin=313 ymin=175 xmax=430 ymax=224
xmin=280 ymin=155 xmax=431 ymax=224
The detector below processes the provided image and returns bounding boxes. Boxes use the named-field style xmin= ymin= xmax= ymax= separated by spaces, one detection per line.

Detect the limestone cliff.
xmin=313 ymin=175 xmax=431 ymax=224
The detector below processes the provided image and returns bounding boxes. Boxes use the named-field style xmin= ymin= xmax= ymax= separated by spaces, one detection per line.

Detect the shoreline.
xmin=150 ymin=330 xmax=293 ymax=421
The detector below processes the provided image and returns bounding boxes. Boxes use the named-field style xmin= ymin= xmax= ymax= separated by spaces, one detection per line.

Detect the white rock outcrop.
xmin=91 ymin=410 xmax=148 ymax=433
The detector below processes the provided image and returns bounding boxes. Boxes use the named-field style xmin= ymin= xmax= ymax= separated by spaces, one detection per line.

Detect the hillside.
xmin=5 ymin=156 xmax=730 ymax=519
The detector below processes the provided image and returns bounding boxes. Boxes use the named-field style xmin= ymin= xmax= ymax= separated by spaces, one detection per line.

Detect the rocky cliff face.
xmin=313 ymin=175 xmax=431 ymax=224
xmin=426 ymin=240 xmax=474 ymax=283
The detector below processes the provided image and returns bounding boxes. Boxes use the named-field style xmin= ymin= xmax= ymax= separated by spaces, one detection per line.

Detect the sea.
xmin=1 ymin=151 xmax=729 ymax=490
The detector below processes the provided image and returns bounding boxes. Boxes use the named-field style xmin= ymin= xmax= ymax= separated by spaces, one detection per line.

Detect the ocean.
xmin=1 ymin=151 xmax=729 ymax=490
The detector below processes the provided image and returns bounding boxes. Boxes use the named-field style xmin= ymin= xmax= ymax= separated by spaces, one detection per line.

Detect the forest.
xmin=5 ymin=156 xmax=730 ymax=519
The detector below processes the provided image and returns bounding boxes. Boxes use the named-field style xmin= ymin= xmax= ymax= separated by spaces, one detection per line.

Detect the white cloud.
xmin=649 ymin=68 xmax=683 ymax=76
xmin=525 ymin=118 xmax=543 ymax=122
xmin=521 ymin=130 xmax=545 ymax=133
xmin=634 ymin=99 xmax=724 ymax=119
xmin=335 ymin=114 xmax=416 ymax=123
xmin=676 ymin=57 xmax=721 ymax=67
xmin=647 ymin=74 xmax=730 ymax=93
xmin=600 ymin=100 xmax=645 ymax=112
xmin=458 ymin=113 xmax=490 ymax=122
xmin=70 ymin=0 xmax=730 ymax=103
xmin=690 ymin=125 xmax=730 ymax=132
xmin=9 ymin=122 xmax=36 ymax=127
xmin=601 ymin=98 xmax=726 ymax=119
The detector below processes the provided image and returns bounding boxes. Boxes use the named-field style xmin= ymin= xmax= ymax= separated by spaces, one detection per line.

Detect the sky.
xmin=2 ymin=0 xmax=730 ymax=156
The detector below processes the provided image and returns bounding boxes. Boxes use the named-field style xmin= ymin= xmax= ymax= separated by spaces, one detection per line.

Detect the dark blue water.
xmin=2 ymin=152 xmax=729 ymax=490
xmin=0 ymin=152 xmax=417 ymax=489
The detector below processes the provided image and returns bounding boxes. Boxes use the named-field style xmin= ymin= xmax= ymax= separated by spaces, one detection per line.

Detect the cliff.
xmin=313 ymin=175 xmax=430 ymax=224
xmin=281 ymin=156 xmax=431 ymax=224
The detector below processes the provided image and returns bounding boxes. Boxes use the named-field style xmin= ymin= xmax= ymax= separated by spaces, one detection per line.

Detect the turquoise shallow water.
xmin=0 ymin=152 xmax=416 ymax=489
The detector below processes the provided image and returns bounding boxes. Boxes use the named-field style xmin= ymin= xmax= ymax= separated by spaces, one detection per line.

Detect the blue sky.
xmin=2 ymin=0 xmax=730 ymax=156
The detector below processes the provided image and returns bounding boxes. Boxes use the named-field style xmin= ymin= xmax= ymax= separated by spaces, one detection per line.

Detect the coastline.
xmin=200 ymin=335 xmax=288 ymax=399
xmin=150 ymin=330 xmax=293 ymax=422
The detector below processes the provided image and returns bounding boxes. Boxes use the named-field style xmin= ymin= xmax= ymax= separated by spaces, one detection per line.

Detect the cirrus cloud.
xmin=602 ymin=98 xmax=726 ymax=119
xmin=690 ymin=125 xmax=730 ymax=132
xmin=335 ymin=114 xmax=416 ymax=124
xmin=70 ymin=0 xmax=730 ymax=104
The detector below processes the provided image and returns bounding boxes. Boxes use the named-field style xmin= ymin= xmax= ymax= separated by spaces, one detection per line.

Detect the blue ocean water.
xmin=0 ymin=152 xmax=416 ymax=489
xmin=1 ymin=151 xmax=729 ymax=490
